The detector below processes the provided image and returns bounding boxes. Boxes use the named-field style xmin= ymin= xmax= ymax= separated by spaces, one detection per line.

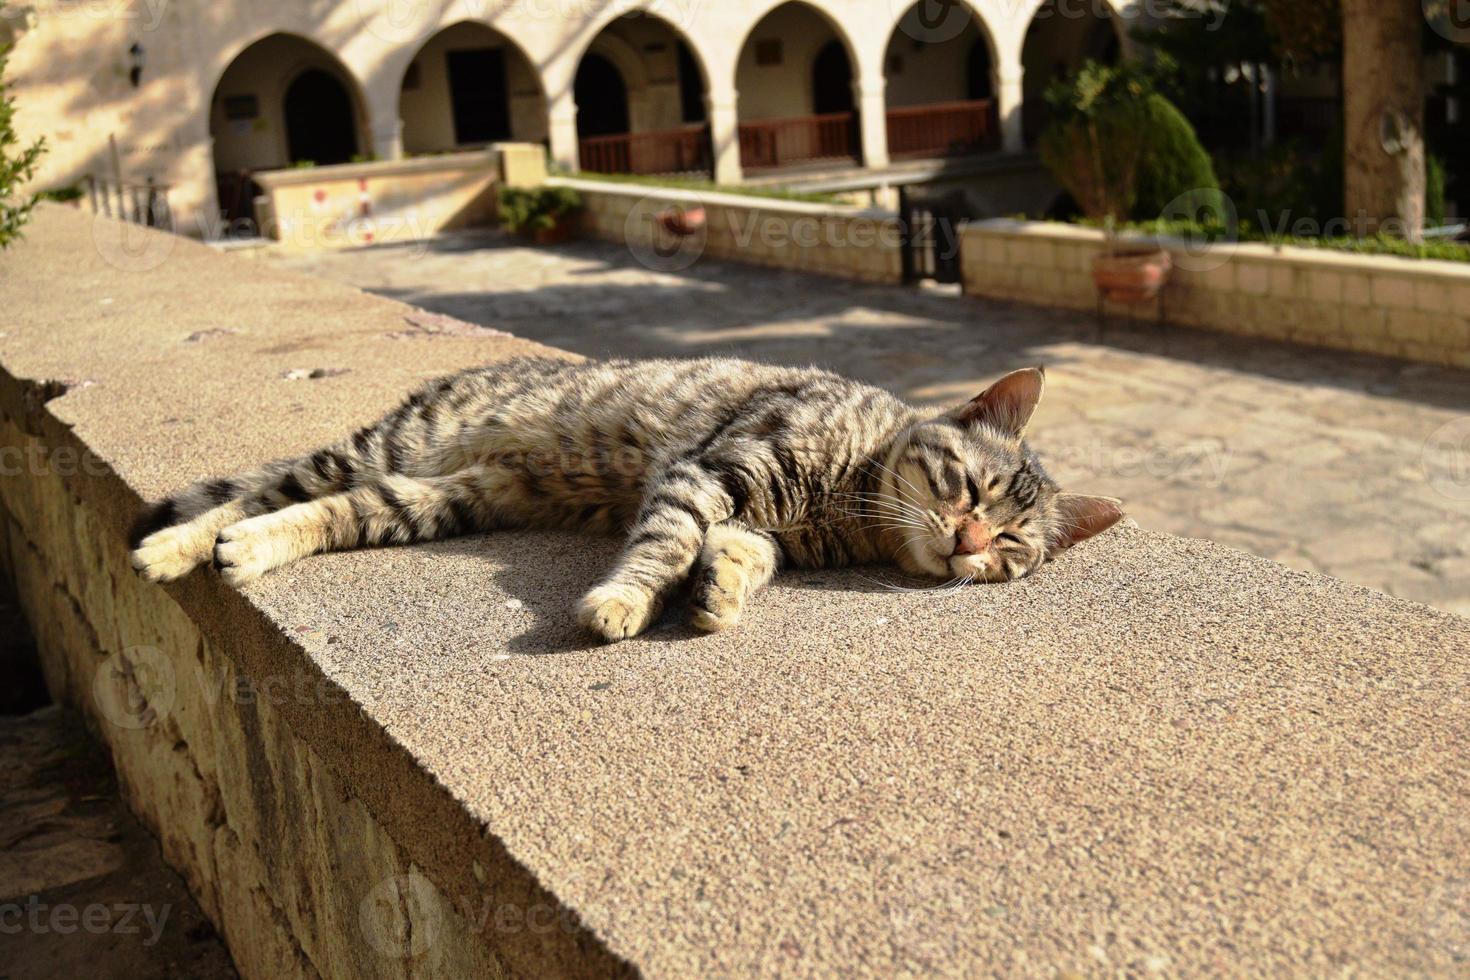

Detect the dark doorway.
xmin=446 ymin=48 xmax=511 ymax=144
xmin=811 ymin=40 xmax=854 ymax=115
xmin=283 ymin=69 xmax=358 ymax=165
xmin=575 ymin=53 xmax=630 ymax=137
xmin=967 ymin=39 xmax=994 ymax=101
xmin=678 ymin=41 xmax=706 ymax=124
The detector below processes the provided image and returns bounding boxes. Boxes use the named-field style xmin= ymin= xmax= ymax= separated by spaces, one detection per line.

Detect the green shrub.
xmin=1 ymin=46 xmax=46 ymax=249
xmin=498 ymin=185 xmax=582 ymax=234
xmin=1131 ymin=93 xmax=1219 ymax=220
xmin=1039 ymin=60 xmax=1219 ymax=225
xmin=1427 ymin=153 xmax=1447 ymax=228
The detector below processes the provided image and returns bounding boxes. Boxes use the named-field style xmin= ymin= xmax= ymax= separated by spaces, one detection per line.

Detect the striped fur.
xmin=130 ymin=357 xmax=1123 ymax=642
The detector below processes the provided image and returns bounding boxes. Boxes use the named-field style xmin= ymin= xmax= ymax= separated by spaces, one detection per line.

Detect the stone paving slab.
xmin=4 ymin=210 xmax=1470 ymax=976
xmin=269 ymin=231 xmax=1470 ymax=616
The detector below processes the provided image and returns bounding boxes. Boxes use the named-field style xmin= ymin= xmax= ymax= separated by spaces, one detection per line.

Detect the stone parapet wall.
xmin=960 ymin=219 xmax=1470 ymax=369
xmin=558 ymin=178 xmax=905 ymax=284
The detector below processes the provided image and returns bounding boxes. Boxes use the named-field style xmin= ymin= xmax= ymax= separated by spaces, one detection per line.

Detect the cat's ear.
xmin=1051 ymin=494 xmax=1124 ymax=552
xmin=951 ymin=367 xmax=1046 ymax=436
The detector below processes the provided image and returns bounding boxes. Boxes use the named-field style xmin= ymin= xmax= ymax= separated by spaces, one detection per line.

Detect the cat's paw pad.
xmin=131 ymin=525 xmax=210 ymax=582
xmin=690 ymin=559 xmax=746 ymax=633
xmin=212 ymin=524 xmax=273 ymax=587
xmin=578 ymin=583 xmax=656 ymax=642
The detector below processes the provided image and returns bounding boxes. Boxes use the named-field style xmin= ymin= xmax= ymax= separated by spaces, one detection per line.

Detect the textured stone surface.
xmin=3 ymin=208 xmax=1470 ymax=977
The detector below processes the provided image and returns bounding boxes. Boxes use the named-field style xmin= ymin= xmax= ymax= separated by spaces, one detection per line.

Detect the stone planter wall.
xmin=960 ymin=219 xmax=1470 ymax=369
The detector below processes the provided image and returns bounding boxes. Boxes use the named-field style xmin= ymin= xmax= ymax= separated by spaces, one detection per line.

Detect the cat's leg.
xmin=212 ymin=467 xmax=509 ymax=585
xmin=578 ymin=460 xmax=738 ymax=642
xmin=689 ymin=521 xmax=782 ymax=633
xmin=131 ymin=445 xmax=375 ymax=582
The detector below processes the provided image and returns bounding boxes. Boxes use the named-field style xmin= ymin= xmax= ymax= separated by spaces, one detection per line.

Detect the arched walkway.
xmin=735 ymin=2 xmax=863 ymax=170
xmin=883 ymin=0 xmax=1001 ymax=159
xmin=398 ymin=22 xmax=547 ymax=154
xmin=572 ymin=13 xmax=711 ymax=175
xmin=209 ymin=33 xmax=367 ymax=232
xmin=1020 ymin=0 xmax=1121 ymax=145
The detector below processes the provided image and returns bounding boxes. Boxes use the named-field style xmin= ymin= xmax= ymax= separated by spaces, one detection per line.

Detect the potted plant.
xmin=657 ymin=205 xmax=706 ymax=237
xmin=1039 ymin=61 xmax=1173 ymax=304
xmin=498 ymin=186 xmax=583 ymax=245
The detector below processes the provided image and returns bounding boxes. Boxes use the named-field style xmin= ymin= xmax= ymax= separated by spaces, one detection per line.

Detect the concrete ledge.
xmin=961 ymin=219 xmax=1470 ymax=369
xmin=4 ymin=207 xmax=1470 ymax=976
xmin=553 ymin=177 xmax=905 ymax=284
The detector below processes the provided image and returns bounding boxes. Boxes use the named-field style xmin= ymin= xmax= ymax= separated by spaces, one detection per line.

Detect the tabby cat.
xmin=130 ymin=357 xmax=1122 ymax=642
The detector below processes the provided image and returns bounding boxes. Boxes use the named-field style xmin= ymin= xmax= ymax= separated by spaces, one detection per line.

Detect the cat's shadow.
xmin=423 ymin=530 xmax=925 ymax=655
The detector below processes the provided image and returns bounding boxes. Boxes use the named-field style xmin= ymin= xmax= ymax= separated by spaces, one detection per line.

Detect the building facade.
xmin=3 ymin=0 xmax=1145 ymax=235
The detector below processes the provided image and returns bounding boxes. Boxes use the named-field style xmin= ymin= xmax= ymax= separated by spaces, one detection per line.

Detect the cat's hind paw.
xmin=578 ymin=583 xmax=657 ymax=642
xmin=131 ymin=524 xmax=212 ymax=582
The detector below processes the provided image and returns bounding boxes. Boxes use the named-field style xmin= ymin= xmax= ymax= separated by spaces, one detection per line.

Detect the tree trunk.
xmin=1340 ymin=0 xmax=1426 ymax=241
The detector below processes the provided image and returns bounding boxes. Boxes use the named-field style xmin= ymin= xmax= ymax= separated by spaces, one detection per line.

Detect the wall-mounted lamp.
xmin=128 ymin=42 xmax=145 ymax=88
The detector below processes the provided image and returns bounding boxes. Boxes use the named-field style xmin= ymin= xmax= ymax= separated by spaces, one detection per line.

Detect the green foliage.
xmin=38 ymin=183 xmax=82 ymax=203
xmin=1 ymin=45 xmax=46 ymax=249
xmin=1039 ymin=60 xmax=1218 ymax=224
xmin=1427 ymin=153 xmax=1447 ymax=228
xmin=1132 ymin=94 xmax=1220 ymax=219
xmin=498 ymin=185 xmax=582 ymax=234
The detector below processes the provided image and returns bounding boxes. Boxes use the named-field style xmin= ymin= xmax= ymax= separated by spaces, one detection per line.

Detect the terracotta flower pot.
xmin=1091 ymin=248 xmax=1173 ymax=304
xmin=658 ymin=207 xmax=706 ymax=237
xmin=532 ymin=221 xmax=576 ymax=246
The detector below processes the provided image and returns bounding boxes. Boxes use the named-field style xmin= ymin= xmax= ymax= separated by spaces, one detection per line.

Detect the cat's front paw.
xmin=690 ymin=558 xmax=748 ymax=633
xmin=212 ymin=523 xmax=275 ymax=587
xmin=131 ymin=524 xmax=212 ymax=582
xmin=577 ymin=583 xmax=657 ymax=642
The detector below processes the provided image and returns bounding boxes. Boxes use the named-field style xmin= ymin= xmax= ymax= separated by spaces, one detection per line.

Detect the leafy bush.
xmin=1132 ymin=94 xmax=1220 ymax=220
xmin=1427 ymin=153 xmax=1447 ymax=228
xmin=498 ymin=185 xmax=582 ymax=234
xmin=1039 ymin=60 xmax=1219 ymax=225
xmin=1 ymin=46 xmax=46 ymax=249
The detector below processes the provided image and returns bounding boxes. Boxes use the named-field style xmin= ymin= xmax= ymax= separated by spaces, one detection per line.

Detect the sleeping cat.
xmin=130 ymin=357 xmax=1123 ymax=642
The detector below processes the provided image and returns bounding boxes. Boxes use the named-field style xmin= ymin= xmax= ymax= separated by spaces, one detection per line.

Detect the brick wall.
xmin=557 ymin=178 xmax=905 ymax=284
xmin=960 ymin=219 xmax=1470 ymax=369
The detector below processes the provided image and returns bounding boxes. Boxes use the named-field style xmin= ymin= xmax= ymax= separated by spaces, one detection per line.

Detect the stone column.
xmin=855 ymin=79 xmax=889 ymax=171
xmin=706 ymin=91 xmax=743 ymax=185
xmin=547 ymin=91 xmax=581 ymax=173
xmin=997 ymin=60 xmax=1025 ymax=154
xmin=369 ymin=116 xmax=404 ymax=162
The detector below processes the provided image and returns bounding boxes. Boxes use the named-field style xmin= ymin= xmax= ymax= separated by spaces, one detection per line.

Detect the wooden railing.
xmin=578 ymin=125 xmax=712 ymax=176
xmin=86 ymin=175 xmax=174 ymax=231
xmin=738 ymin=112 xmax=858 ymax=171
xmin=886 ymin=100 xmax=997 ymax=161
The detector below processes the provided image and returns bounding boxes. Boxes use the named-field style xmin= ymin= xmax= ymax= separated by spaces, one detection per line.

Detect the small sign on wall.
xmin=224 ymin=95 xmax=259 ymax=120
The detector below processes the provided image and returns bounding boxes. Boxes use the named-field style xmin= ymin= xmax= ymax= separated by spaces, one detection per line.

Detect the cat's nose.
xmin=952 ymin=520 xmax=992 ymax=556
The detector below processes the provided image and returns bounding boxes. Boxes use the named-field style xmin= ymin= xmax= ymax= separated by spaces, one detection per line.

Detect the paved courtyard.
xmin=267 ymin=232 xmax=1470 ymax=616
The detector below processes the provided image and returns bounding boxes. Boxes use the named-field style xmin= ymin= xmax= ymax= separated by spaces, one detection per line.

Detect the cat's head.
xmin=880 ymin=367 xmax=1123 ymax=582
